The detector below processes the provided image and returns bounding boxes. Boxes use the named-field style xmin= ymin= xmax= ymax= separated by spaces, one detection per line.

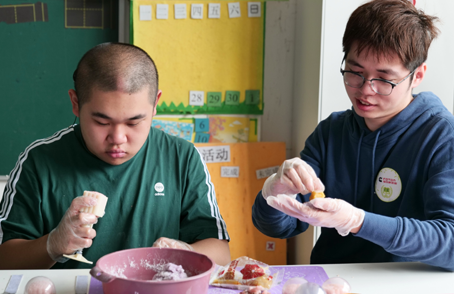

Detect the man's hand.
xmin=267 ymin=195 xmax=365 ymax=236
xmin=46 ymin=196 xmax=99 ymax=262
xmin=262 ymin=158 xmax=325 ymax=199
xmin=152 ymin=237 xmax=194 ymax=251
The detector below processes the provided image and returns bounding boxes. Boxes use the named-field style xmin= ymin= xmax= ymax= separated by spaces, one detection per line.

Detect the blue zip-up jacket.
xmin=252 ymin=92 xmax=454 ymax=271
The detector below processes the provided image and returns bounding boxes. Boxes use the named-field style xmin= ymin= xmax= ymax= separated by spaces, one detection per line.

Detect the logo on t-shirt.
xmin=375 ymin=168 xmax=402 ymax=202
xmin=154 ymin=182 xmax=165 ymax=196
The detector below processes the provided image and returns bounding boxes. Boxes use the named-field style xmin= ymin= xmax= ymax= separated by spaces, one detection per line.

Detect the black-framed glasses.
xmin=340 ymin=59 xmax=415 ymax=96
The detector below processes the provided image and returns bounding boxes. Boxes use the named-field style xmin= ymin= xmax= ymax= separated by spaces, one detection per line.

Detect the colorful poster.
xmin=152 ymin=118 xmax=194 ymax=141
xmin=209 ymin=116 xmax=250 ymax=143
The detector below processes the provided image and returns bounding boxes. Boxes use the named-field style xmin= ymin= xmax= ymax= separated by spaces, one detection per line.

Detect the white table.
xmin=0 ymin=262 xmax=453 ymax=294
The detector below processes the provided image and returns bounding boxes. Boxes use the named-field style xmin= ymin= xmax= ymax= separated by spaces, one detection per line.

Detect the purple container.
xmin=90 ymin=247 xmax=215 ymax=294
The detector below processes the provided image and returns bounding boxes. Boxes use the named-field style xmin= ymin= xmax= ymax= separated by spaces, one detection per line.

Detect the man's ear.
xmin=153 ymin=90 xmax=162 ymax=116
xmin=411 ymin=63 xmax=426 ymax=89
xmin=69 ymin=89 xmax=80 ymax=117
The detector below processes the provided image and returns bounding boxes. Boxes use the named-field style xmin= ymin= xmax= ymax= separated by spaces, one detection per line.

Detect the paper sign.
xmin=195 ymin=132 xmax=210 ymax=143
xmin=197 ymin=145 xmax=231 ymax=163
xmin=139 ymin=5 xmax=152 ymax=21
xmin=189 ymin=91 xmax=205 ymax=106
xmin=225 ymin=91 xmax=240 ymax=105
xmin=256 ymin=166 xmax=279 ymax=179
xmin=195 ymin=118 xmax=210 ymax=132
xmin=207 ymin=92 xmax=222 ymax=107
xmin=174 ymin=4 xmax=187 ymax=19
xmin=221 ymin=166 xmax=240 ymax=178
xmin=191 ymin=4 xmax=203 ymax=19
xmin=208 ymin=3 xmax=221 ymax=18
xmin=245 ymin=89 xmax=260 ymax=105
xmin=248 ymin=2 xmax=261 ymax=17
xmin=228 ymin=2 xmax=241 ymax=18
xmin=156 ymin=4 xmax=168 ymax=19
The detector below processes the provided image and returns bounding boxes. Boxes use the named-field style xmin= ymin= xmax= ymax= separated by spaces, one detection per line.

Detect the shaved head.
xmin=73 ymin=42 xmax=159 ymax=107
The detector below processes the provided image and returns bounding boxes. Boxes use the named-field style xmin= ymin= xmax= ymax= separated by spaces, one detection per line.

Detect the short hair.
xmin=342 ymin=0 xmax=440 ymax=71
xmin=73 ymin=42 xmax=159 ymax=107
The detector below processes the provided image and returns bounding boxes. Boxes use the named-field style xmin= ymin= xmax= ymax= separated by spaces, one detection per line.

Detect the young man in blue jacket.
xmin=253 ymin=0 xmax=454 ymax=271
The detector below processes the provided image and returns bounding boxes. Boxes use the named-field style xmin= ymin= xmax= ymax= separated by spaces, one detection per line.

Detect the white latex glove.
xmin=267 ymin=195 xmax=365 ymax=236
xmin=262 ymin=158 xmax=325 ymax=199
xmin=46 ymin=196 xmax=98 ymax=262
xmin=153 ymin=237 xmax=194 ymax=251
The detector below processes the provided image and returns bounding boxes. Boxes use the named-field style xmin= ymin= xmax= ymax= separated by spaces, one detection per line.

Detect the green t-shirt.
xmin=0 ymin=125 xmax=229 ymax=269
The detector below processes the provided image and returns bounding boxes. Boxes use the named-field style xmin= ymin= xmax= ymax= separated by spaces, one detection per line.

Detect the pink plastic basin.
xmin=90 ymin=247 xmax=215 ymax=294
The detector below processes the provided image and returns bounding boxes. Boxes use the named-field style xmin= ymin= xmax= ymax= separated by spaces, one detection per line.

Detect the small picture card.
xmin=256 ymin=166 xmax=279 ymax=179
xmin=207 ymin=92 xmax=222 ymax=107
xmin=228 ymin=2 xmax=241 ymax=18
xmin=189 ymin=91 xmax=205 ymax=106
xmin=174 ymin=3 xmax=187 ymax=19
xmin=139 ymin=5 xmax=152 ymax=21
xmin=266 ymin=241 xmax=276 ymax=251
xmin=195 ymin=118 xmax=210 ymax=132
xmin=195 ymin=133 xmax=210 ymax=143
xmin=248 ymin=2 xmax=261 ymax=17
xmin=156 ymin=4 xmax=169 ymax=19
xmin=221 ymin=166 xmax=240 ymax=178
xmin=208 ymin=3 xmax=221 ymax=19
xmin=245 ymin=90 xmax=260 ymax=105
xmin=225 ymin=91 xmax=240 ymax=105
xmin=191 ymin=4 xmax=204 ymax=19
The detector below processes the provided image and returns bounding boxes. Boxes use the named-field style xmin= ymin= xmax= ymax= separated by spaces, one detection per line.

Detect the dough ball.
xmin=24 ymin=276 xmax=56 ymax=294
xmin=283 ymin=277 xmax=308 ymax=294
xmin=295 ymin=282 xmax=326 ymax=294
xmin=322 ymin=277 xmax=351 ymax=294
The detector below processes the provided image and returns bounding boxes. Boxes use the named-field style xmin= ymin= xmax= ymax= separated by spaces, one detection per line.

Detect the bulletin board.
xmin=0 ymin=0 xmax=118 ymax=175
xmin=194 ymin=142 xmax=287 ymax=265
xmin=131 ymin=0 xmax=265 ymax=115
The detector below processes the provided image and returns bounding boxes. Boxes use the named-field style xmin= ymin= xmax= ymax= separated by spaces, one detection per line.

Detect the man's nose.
xmin=108 ymin=125 xmax=127 ymax=145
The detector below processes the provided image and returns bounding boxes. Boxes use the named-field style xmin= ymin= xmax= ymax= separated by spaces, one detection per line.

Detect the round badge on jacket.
xmin=375 ymin=168 xmax=402 ymax=202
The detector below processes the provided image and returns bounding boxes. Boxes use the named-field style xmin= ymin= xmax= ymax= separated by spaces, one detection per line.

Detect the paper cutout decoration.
xmin=65 ymin=0 xmax=116 ymax=29
xmin=152 ymin=119 xmax=194 ymax=141
xmin=0 ymin=2 xmax=48 ymax=24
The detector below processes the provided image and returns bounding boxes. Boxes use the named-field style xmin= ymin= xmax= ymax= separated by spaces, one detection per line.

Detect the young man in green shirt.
xmin=0 ymin=43 xmax=230 ymax=269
